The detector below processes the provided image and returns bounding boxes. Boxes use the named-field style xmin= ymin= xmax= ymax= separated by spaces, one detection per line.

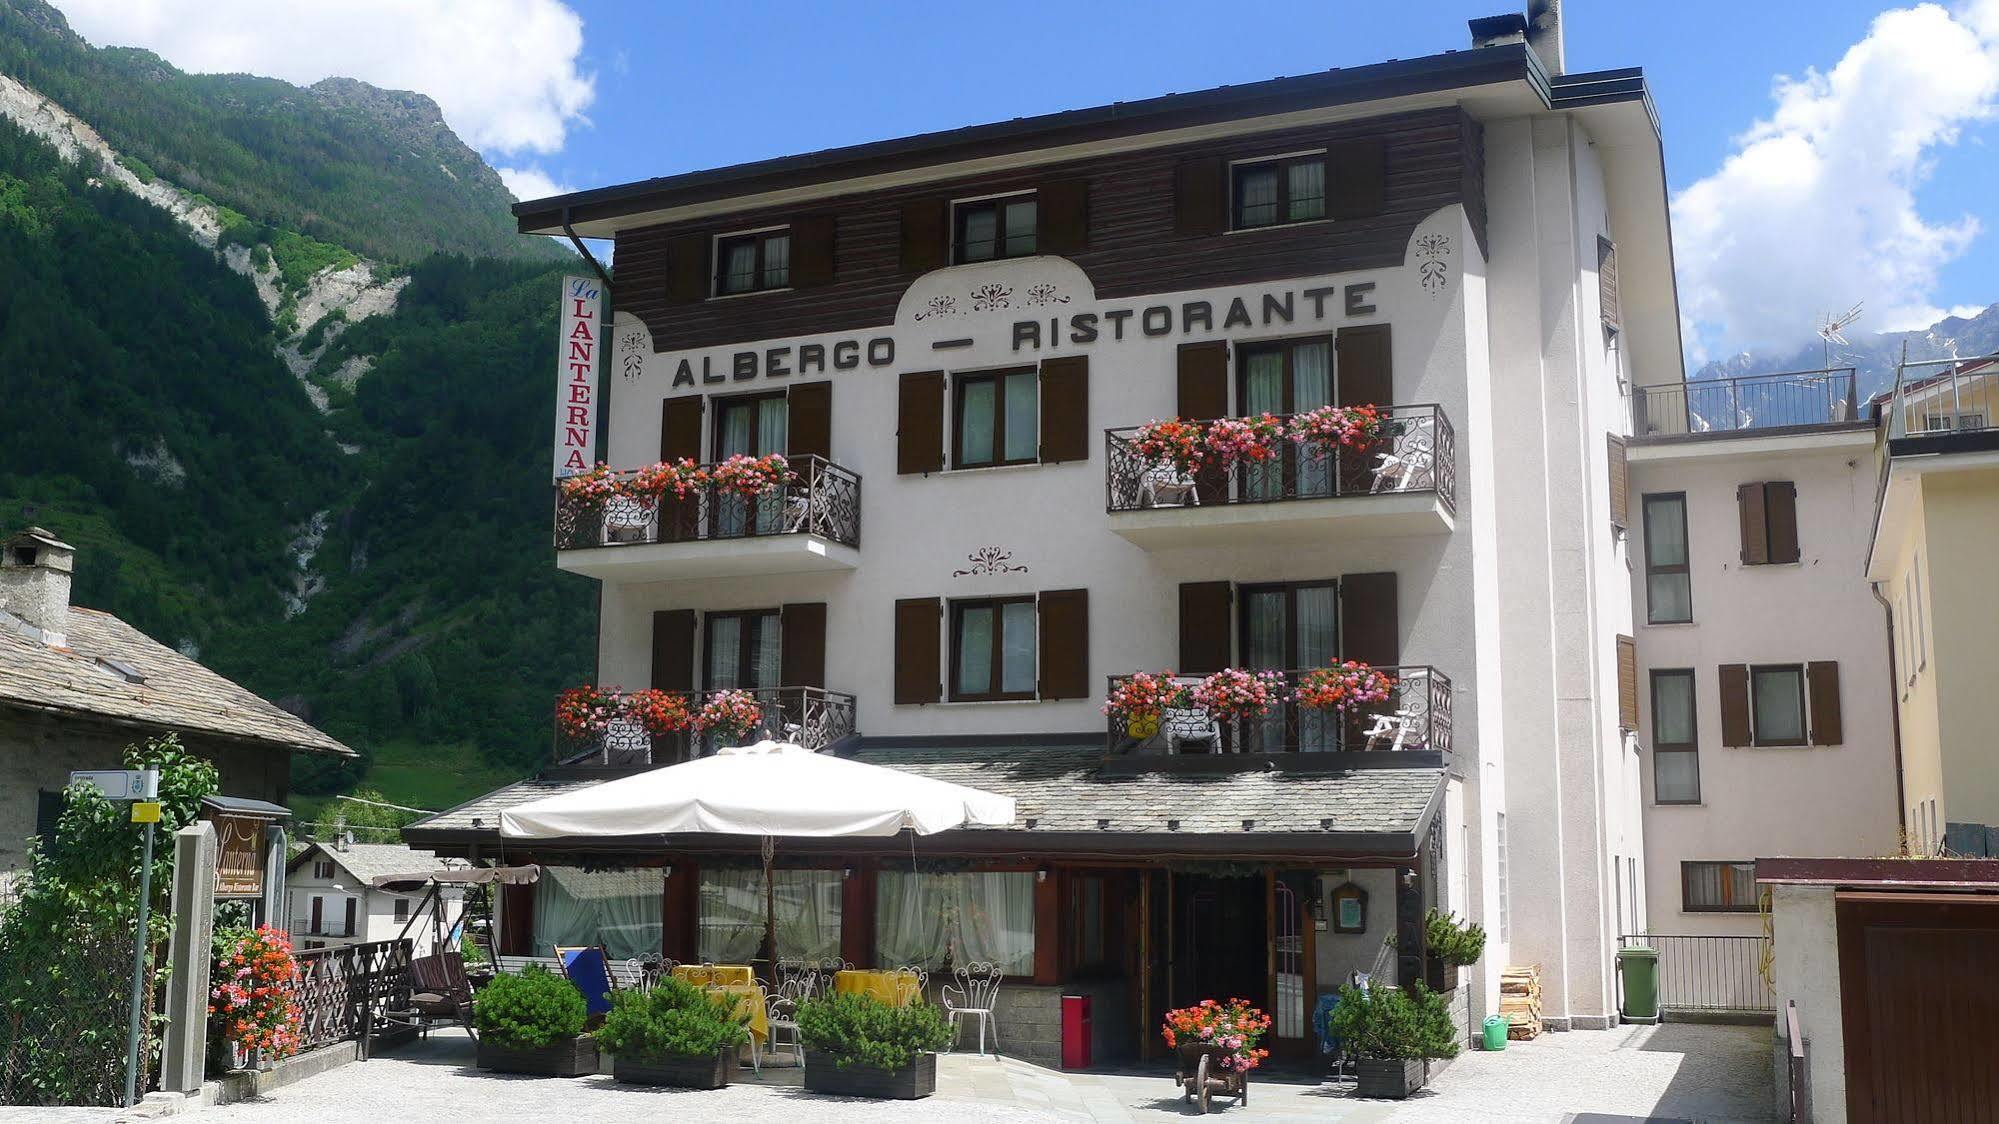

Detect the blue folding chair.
xmin=556 ymin=945 xmax=616 ymax=1017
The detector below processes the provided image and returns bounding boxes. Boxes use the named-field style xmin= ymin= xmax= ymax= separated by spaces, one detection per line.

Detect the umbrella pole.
xmin=762 ymin=835 xmax=776 ymax=979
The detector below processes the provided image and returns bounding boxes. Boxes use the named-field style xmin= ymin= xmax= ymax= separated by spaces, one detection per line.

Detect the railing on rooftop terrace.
xmin=1883 ymin=354 xmax=1999 ymax=439
xmin=1627 ymin=368 xmax=1858 ymax=438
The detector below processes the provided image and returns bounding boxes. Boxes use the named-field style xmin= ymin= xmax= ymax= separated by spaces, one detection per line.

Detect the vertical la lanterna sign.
xmin=553 ymin=274 xmax=603 ymax=481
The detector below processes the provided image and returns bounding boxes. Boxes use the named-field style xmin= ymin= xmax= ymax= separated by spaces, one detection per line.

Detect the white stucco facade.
xmin=285 ymin=844 xmax=464 ymax=957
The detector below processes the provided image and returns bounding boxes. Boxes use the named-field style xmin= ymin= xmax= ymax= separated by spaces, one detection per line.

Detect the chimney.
xmin=1468 ymin=12 xmax=1527 ymax=50
xmin=1527 ymin=0 xmax=1565 ymax=76
xmin=0 ymin=527 xmax=74 ymax=647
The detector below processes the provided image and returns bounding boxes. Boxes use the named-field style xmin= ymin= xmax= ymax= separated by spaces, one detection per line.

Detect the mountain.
xmin=0 ymin=3 xmax=595 ymax=819
xmin=1693 ymin=303 xmax=1999 ymax=400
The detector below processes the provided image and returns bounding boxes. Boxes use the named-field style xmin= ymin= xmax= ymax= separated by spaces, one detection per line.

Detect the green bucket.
xmin=1482 ymin=1014 xmax=1508 ymax=1051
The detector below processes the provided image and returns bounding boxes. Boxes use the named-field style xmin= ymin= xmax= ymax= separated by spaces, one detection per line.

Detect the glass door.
xmin=1240 ymin=582 xmax=1339 ymax=751
xmin=704 ymin=610 xmax=780 ymax=751
xmin=713 ymin=394 xmax=788 ymax=537
xmin=1238 ymin=339 xmax=1333 ymax=501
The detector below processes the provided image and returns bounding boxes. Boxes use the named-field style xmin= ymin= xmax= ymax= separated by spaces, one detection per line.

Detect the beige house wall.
xmin=1919 ymin=469 xmax=1999 ymax=833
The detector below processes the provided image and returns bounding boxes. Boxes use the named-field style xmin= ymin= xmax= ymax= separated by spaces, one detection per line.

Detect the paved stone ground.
xmin=2 ymin=1021 xmax=1772 ymax=1123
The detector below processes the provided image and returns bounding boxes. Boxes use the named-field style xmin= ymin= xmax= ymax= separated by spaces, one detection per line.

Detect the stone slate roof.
xmin=290 ymin=841 xmax=468 ymax=886
xmin=0 ymin=605 xmax=353 ymax=757
xmin=407 ymin=744 xmax=1442 ymax=843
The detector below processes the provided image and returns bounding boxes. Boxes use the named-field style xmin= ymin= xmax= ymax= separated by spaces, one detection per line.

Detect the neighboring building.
xmin=1868 ymin=357 xmax=1999 ymax=857
xmin=411 ymin=8 xmax=1684 ymax=1059
xmin=285 ymin=840 xmax=467 ymax=955
xmin=1623 ymin=370 xmax=1900 ymax=954
xmin=0 ymin=526 xmax=355 ymax=871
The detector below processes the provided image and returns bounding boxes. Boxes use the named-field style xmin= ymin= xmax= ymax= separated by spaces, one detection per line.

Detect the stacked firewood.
xmin=1500 ymin=965 xmax=1543 ymax=1040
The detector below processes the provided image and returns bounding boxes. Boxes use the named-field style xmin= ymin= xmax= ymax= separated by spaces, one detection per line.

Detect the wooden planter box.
xmin=475 ymin=1034 xmax=598 ymax=1077
xmin=1425 ymin=956 xmax=1460 ymax=993
xmin=803 ymin=1051 xmax=937 ymax=1100
xmin=1354 ymin=1057 xmax=1427 ymax=1099
xmin=612 ymin=1049 xmax=737 ymax=1089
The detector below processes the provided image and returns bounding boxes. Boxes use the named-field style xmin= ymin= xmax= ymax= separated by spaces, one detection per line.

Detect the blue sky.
xmin=50 ymin=0 xmax=1999 ymax=362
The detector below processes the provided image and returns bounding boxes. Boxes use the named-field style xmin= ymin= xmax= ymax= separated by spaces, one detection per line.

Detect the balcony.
xmin=1103 ymin=405 xmax=1456 ymax=549
xmin=1882 ymin=355 xmax=1999 ymax=449
xmin=1627 ymin=368 xmax=1862 ymax=442
xmin=554 ymin=455 xmax=861 ymax=582
xmin=1101 ymin=665 xmax=1451 ymax=773
xmin=555 ymin=685 xmax=858 ymax=771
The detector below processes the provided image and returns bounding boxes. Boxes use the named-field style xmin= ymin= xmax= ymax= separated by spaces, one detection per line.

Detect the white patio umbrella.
xmin=498 ymin=740 xmax=1015 ymax=964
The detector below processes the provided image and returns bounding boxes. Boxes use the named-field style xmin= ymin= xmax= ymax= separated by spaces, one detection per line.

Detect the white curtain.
xmin=875 ymin=872 xmax=1034 ymax=974
xmin=773 ymin=870 xmax=842 ymax=961
xmin=876 ymin=872 xmax=949 ymax=969
xmin=698 ymin=868 xmax=764 ymax=963
xmin=1293 ymin=341 xmax=1333 ymax=496
xmin=531 ymin=867 xmax=664 ymax=961
xmin=699 ymin=868 xmax=843 ymax=963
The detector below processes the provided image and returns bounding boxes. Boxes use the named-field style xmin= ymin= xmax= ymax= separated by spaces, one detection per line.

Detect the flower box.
xmin=1425 ymin=956 xmax=1459 ymax=994
xmin=803 ymin=1051 xmax=938 ymax=1100
xmin=1354 ymin=1057 xmax=1427 ymax=1099
xmin=612 ymin=1048 xmax=737 ymax=1089
xmin=475 ymin=1034 xmax=598 ymax=1077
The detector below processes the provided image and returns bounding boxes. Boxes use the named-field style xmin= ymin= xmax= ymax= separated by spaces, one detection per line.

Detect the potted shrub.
xmin=473 ymin=965 xmax=595 ymax=1077
xmin=1423 ymin=909 xmax=1487 ymax=993
xmin=796 ymin=992 xmax=953 ymax=1100
xmin=1327 ymin=983 xmax=1460 ymax=1099
xmin=597 ymin=977 xmax=749 ymax=1089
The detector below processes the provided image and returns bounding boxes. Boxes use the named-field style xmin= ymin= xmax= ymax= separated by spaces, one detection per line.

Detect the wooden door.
xmin=1839 ymin=893 xmax=1999 ymax=1122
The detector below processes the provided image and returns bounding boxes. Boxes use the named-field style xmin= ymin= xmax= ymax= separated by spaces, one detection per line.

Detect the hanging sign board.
xmin=553 ymin=273 xmax=604 ymax=481
xmin=209 ymin=811 xmax=268 ymax=898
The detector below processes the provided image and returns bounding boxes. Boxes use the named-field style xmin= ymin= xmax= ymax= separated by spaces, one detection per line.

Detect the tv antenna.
xmin=1817 ymin=303 xmax=1863 ymax=368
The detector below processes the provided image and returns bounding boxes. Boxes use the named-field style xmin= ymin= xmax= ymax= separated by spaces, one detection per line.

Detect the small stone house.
xmin=0 ymin=526 xmax=355 ymax=871
xmin=284 ymin=840 xmax=467 ymax=955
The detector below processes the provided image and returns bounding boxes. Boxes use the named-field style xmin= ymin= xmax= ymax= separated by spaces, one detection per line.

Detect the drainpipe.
xmin=1869 ymin=580 xmax=1908 ymax=849
xmin=561 ymin=205 xmax=614 ymax=293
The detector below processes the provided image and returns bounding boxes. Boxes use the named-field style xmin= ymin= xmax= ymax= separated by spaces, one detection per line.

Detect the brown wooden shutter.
xmin=1737 ymin=483 xmax=1770 ymax=565
xmin=1607 ymin=435 xmax=1630 ymax=530
xmin=896 ymin=371 xmax=945 ymax=475
xmin=309 ymin=896 xmax=322 ymax=934
xmin=343 ymin=897 xmax=357 ymax=937
xmin=1038 ymin=355 xmax=1090 ymax=464
xmin=1037 ymin=179 xmax=1090 ymax=256
xmin=1807 ymin=661 xmax=1843 ymax=745
xmin=651 ymin=609 xmax=696 ymax=692
xmin=661 ymin=865 xmax=698 ymax=963
xmin=780 ymin=602 xmax=828 ymax=689
xmin=1597 ymin=236 xmax=1621 ymax=331
xmin=1335 ymin=324 xmax=1393 ymax=406
xmin=1037 ymin=589 xmax=1090 ymax=700
xmin=1176 ymin=341 xmax=1230 ymax=419
xmin=1719 ymin=664 xmax=1751 ymax=747
xmin=1766 ymin=481 xmax=1800 ymax=563
xmin=899 ymin=198 xmax=949 ymax=273
xmin=789 ymin=214 xmax=837 ymax=288
xmin=1173 ymin=156 xmax=1227 ymax=237
xmin=1178 ymin=581 xmax=1233 ymax=674
xmin=787 ymin=382 xmax=832 ymax=461
xmin=1339 ymin=573 xmax=1401 ymax=667
xmin=665 ymin=232 xmax=709 ymax=304
xmin=660 ymin=396 xmax=704 ymax=462
xmin=1326 ymin=139 xmax=1388 ymax=220
xmin=893 ymin=597 xmax=941 ymax=704
xmin=1615 ymin=635 xmax=1638 ymax=731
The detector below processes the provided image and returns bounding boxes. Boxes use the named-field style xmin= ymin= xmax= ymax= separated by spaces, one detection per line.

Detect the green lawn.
xmin=292 ymin=738 xmax=526 ymax=835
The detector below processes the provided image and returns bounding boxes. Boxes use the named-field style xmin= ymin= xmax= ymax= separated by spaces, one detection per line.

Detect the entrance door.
xmin=1172 ymin=874 xmax=1268 ymax=1016
xmin=713 ymin=393 xmax=788 ymax=536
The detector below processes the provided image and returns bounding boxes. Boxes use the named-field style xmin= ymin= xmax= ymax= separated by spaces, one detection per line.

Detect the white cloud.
xmin=1672 ymin=3 xmax=1999 ymax=360
xmin=50 ymin=0 xmax=594 ymax=156
xmin=496 ymin=165 xmax=574 ymax=203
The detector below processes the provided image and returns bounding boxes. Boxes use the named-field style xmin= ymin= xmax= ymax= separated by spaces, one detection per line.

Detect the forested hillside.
xmin=0 ymin=10 xmax=597 ymax=817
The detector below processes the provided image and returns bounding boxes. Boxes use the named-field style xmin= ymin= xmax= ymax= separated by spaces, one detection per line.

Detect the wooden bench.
xmin=493 ymin=954 xmax=563 ymax=976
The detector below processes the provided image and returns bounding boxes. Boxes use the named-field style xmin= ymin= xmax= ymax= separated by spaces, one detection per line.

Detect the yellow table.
xmin=672 ymin=963 xmax=754 ymax=987
xmin=705 ymin=982 xmax=769 ymax=1043
xmin=833 ymin=969 xmax=923 ymax=1008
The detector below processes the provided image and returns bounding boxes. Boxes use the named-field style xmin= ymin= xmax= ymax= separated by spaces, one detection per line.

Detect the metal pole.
xmin=123 ymin=767 xmax=159 ymax=1108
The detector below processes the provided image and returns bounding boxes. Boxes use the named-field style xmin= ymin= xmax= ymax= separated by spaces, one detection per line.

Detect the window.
xmin=953 ymin=368 xmax=1038 ymax=468
xmin=1495 ymin=812 xmax=1510 ymax=942
xmin=1240 ymin=580 xmax=1340 ymax=750
xmin=393 ymin=898 xmax=410 ymax=923
xmin=1237 ymin=338 xmax=1334 ymax=500
xmin=35 ymin=789 xmax=63 ymax=841
xmin=713 ymin=229 xmax=790 ymax=295
xmin=1231 ymin=153 xmax=1326 ymax=229
xmin=312 ymin=860 xmax=335 ymax=880
xmin=1924 ymin=412 xmax=1987 ymax=431
xmin=1642 ymin=493 xmax=1692 ymax=623
xmin=951 ymin=596 xmax=1037 ymax=701
xmin=953 ymin=194 xmax=1036 ymax=262
xmin=1070 ymin=875 xmax=1112 ymax=974
xmin=1749 ymin=665 xmax=1807 ymax=746
xmin=712 ymin=392 xmax=788 ymax=535
xmin=705 ymin=609 xmax=781 ymax=691
xmin=1682 ymin=861 xmax=1758 ymax=912
xmin=1737 ymin=481 xmax=1800 ymax=564
xmin=1651 ymin=669 xmax=1700 ymax=804
xmin=876 ymin=871 xmax=1034 ymax=974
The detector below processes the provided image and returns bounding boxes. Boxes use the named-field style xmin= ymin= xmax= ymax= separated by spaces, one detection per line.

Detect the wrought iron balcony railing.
xmin=1103 ymin=665 xmax=1451 ymax=758
xmin=1104 ymin=405 xmax=1455 ymax=516
xmin=554 ymin=455 xmax=861 ymax=552
xmin=1627 ymin=368 xmax=1859 ymax=438
xmin=555 ymin=686 xmax=858 ymax=768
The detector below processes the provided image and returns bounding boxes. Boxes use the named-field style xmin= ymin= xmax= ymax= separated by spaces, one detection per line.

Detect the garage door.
xmin=1838 ymin=893 xmax=1999 ymax=1123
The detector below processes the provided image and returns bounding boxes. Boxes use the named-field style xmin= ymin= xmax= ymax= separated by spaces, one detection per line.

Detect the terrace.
xmin=1626 ymin=367 xmax=1863 ymax=443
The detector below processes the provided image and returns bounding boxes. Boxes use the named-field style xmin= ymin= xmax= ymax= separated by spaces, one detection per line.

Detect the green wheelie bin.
xmin=1616 ymin=945 xmax=1660 ymax=1022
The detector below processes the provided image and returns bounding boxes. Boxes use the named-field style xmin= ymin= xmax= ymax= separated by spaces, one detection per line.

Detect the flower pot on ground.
xmin=1326 ymin=983 xmax=1459 ymax=1100
xmin=796 ymin=992 xmax=953 ymax=1100
xmin=596 ymin=978 xmax=750 ymax=1089
xmin=473 ymin=965 xmax=595 ymax=1077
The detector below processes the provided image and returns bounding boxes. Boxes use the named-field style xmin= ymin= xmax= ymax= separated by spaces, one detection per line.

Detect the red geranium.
xmin=209 ymin=926 xmax=302 ymax=1061
xmin=1162 ymin=997 xmax=1272 ymax=1074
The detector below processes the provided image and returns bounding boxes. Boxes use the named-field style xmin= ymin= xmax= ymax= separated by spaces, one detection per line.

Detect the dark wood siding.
xmin=1718 ymin=664 xmax=1751 ymax=748
xmin=781 ymin=602 xmax=828 ymax=688
xmin=1037 ymin=589 xmax=1090 ymax=700
xmin=616 ymin=108 xmax=1486 ymax=351
xmin=1338 ymin=573 xmax=1399 ymax=667
xmin=896 ymin=371 xmax=945 ymax=474
xmin=651 ymin=609 xmax=697 ymax=692
xmin=787 ymin=381 xmax=832 ymax=460
xmin=1038 ymin=355 xmax=1090 ymax=463
xmin=1178 ymin=581 xmax=1233 ymax=674
xmin=1808 ymin=660 xmax=1843 ymax=746
xmin=893 ymin=597 xmax=942 ymax=704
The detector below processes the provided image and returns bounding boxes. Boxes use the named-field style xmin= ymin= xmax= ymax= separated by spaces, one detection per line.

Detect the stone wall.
xmin=988 ymin=979 xmax=1130 ymax=1068
xmin=0 ymin=707 xmax=294 ymax=870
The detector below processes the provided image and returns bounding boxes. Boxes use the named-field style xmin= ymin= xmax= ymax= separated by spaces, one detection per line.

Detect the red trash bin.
xmin=1061 ymin=994 xmax=1092 ymax=1069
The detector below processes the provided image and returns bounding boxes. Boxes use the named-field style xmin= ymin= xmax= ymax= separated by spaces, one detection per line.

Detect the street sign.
xmin=130 ymin=802 xmax=162 ymax=824
xmin=70 ymin=769 xmax=158 ymax=801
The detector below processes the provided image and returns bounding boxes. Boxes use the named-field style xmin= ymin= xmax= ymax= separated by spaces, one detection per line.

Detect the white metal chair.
xmin=1136 ymin=461 xmax=1200 ymax=508
xmin=1370 ymin=427 xmax=1436 ymax=493
xmin=941 ymin=963 xmax=1003 ymax=1057
xmin=764 ymin=991 xmax=805 ymax=1066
